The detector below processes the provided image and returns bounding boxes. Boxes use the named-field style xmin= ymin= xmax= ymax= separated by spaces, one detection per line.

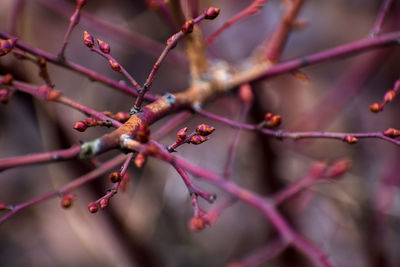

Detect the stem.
xmin=370 ymin=0 xmax=394 ymax=37
xmin=0 ymin=154 xmax=127 ymax=224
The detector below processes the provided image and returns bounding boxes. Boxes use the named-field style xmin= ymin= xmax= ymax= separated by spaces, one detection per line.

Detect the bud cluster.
xmin=369 ymin=80 xmax=400 ymax=113
xmin=0 ymin=38 xmax=17 ymax=57
xmin=343 ymin=135 xmax=358 ymax=144
xmin=61 ymin=194 xmax=76 ymax=209
xmin=168 ymin=124 xmax=215 ymax=152
xmin=262 ymin=112 xmax=282 ymax=128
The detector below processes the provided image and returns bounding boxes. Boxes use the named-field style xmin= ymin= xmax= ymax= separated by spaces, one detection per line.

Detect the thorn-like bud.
xmin=109 ymin=172 xmax=122 ymax=183
xmin=73 ymin=121 xmax=87 ymax=132
xmin=177 ymin=127 xmax=188 ymax=142
xmin=61 ymin=194 xmax=76 ymax=208
xmin=190 ymin=135 xmax=209 ymax=145
xmin=134 ymin=153 xmax=147 ymax=168
xmin=196 ymin=124 xmax=215 ymax=136
xmin=239 ymin=83 xmax=254 ymax=103
xmin=383 ymin=128 xmax=400 ymax=138
xmin=0 ymin=89 xmax=10 ymax=104
xmin=136 ymin=124 xmax=150 ymax=143
xmin=343 ymin=135 xmax=358 ymax=144
xmin=108 ymin=59 xmax=121 ymax=72
xmin=1 ymin=73 xmax=13 ymax=85
xmin=268 ymin=115 xmax=282 ymax=128
xmin=99 ymin=198 xmax=109 ymax=209
xmin=166 ymin=34 xmax=178 ymax=49
xmin=88 ymin=202 xmax=99 ymax=213
xmin=204 ymin=7 xmax=220 ymax=20
xmin=181 ymin=20 xmax=194 ymax=34
xmin=325 ymin=159 xmax=352 ymax=179
xmin=97 ymin=39 xmax=110 ymax=54
xmin=114 ymin=112 xmax=130 ymax=123
xmin=84 ymin=117 xmax=97 ymax=127
xmin=45 ymin=90 xmax=62 ymax=101
xmin=83 ymin=31 xmax=94 ymax=48
xmin=369 ymin=102 xmax=383 ymax=113
xmin=0 ymin=38 xmax=17 ymax=56
xmin=76 ymin=0 xmax=87 ymax=8
xmin=384 ymin=90 xmax=396 ymax=103
xmin=189 ymin=216 xmax=206 ymax=231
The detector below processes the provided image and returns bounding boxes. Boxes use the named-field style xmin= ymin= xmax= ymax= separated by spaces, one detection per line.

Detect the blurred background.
xmin=1 ymin=0 xmax=400 ymax=266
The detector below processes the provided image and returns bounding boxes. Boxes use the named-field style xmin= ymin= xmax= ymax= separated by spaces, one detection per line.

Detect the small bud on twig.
xmin=383 ymin=128 xmax=400 ymax=138
xmin=83 ymin=31 xmax=94 ymax=48
xmin=114 ymin=112 xmax=130 ymax=123
xmin=61 ymin=194 xmax=76 ymax=208
xmin=384 ymin=90 xmax=396 ymax=103
xmin=73 ymin=121 xmax=87 ymax=132
xmin=204 ymin=7 xmax=220 ymax=20
xmin=0 ymin=89 xmax=11 ymax=104
xmin=343 ymin=135 xmax=358 ymax=144
xmin=196 ymin=124 xmax=215 ymax=136
xmin=176 ymin=127 xmax=188 ymax=142
xmin=190 ymin=135 xmax=209 ymax=145
xmin=76 ymin=0 xmax=87 ymax=8
xmin=134 ymin=153 xmax=146 ymax=168
xmin=109 ymin=172 xmax=122 ymax=183
xmin=108 ymin=59 xmax=121 ymax=72
xmin=166 ymin=34 xmax=178 ymax=49
xmin=369 ymin=102 xmax=383 ymax=113
xmin=96 ymin=39 xmax=110 ymax=54
xmin=88 ymin=202 xmax=99 ymax=213
xmin=99 ymin=198 xmax=109 ymax=209
xmin=181 ymin=20 xmax=194 ymax=34
xmin=84 ymin=117 xmax=97 ymax=127
xmin=1 ymin=74 xmax=13 ymax=85
xmin=0 ymin=38 xmax=17 ymax=56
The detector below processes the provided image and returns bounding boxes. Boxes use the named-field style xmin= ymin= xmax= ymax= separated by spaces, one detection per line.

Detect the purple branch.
xmin=57 ymin=0 xmax=86 ymax=59
xmin=0 ymin=146 xmax=81 ymax=172
xmin=0 ymin=154 xmax=127 ymax=224
xmin=0 ymin=30 xmax=157 ymax=101
xmin=370 ymin=0 xmax=394 ymax=37
xmin=37 ymin=0 xmax=188 ymax=70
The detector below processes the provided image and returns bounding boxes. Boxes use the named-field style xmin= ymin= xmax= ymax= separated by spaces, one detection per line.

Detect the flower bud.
xmin=84 ymin=117 xmax=97 ymax=127
xmin=181 ymin=20 xmax=194 ymax=34
xmin=0 ymin=38 xmax=17 ymax=56
xmin=384 ymin=90 xmax=396 ymax=103
xmin=114 ymin=112 xmax=130 ymax=123
xmin=166 ymin=34 xmax=178 ymax=49
xmin=383 ymin=128 xmax=400 ymax=138
xmin=61 ymin=194 xmax=76 ymax=208
xmin=97 ymin=39 xmax=110 ymax=54
xmin=239 ymin=83 xmax=253 ymax=103
xmin=204 ymin=7 xmax=220 ymax=20
xmin=88 ymin=202 xmax=99 ymax=213
xmin=369 ymin=102 xmax=382 ymax=113
xmin=264 ymin=112 xmax=273 ymax=121
xmin=196 ymin=124 xmax=215 ymax=136
xmin=325 ymin=159 xmax=352 ymax=179
xmin=99 ymin=198 xmax=109 ymax=209
xmin=0 ymin=203 xmax=11 ymax=211
xmin=134 ymin=153 xmax=147 ymax=168
xmin=73 ymin=121 xmax=87 ymax=132
xmin=83 ymin=31 xmax=94 ymax=47
xmin=343 ymin=135 xmax=358 ymax=144
xmin=103 ymin=110 xmax=113 ymax=117
xmin=108 ymin=59 xmax=121 ymax=72
xmin=188 ymin=216 xmax=206 ymax=231
xmin=177 ymin=127 xmax=188 ymax=142
xmin=190 ymin=135 xmax=209 ymax=145
xmin=45 ymin=90 xmax=62 ymax=101
xmin=109 ymin=172 xmax=122 ymax=183
xmin=268 ymin=115 xmax=282 ymax=128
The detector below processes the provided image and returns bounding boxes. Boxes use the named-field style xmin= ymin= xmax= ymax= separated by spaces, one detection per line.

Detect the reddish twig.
xmin=57 ymin=0 xmax=87 ymax=60
xmin=205 ymin=0 xmax=267 ymax=45
xmin=0 ymin=154 xmax=127 ymax=224
xmin=370 ymin=0 xmax=394 ymax=37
